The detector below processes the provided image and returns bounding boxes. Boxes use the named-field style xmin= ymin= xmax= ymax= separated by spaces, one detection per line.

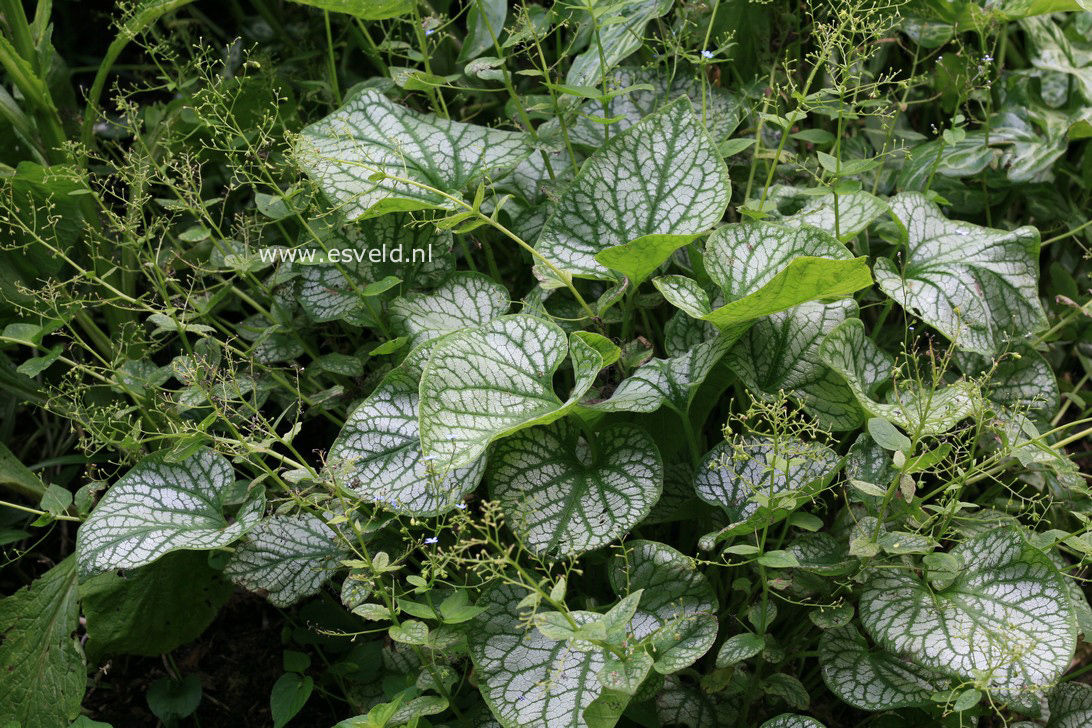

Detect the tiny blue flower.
xmin=425 ymin=537 xmax=439 ymax=544
xmin=701 ymin=50 xmax=714 ymax=59
xmin=982 ymin=54 xmax=993 ymax=62
xmin=456 ymin=503 xmax=467 ymax=510
xmin=425 ymin=28 xmax=435 ymax=36
xmin=422 ymin=454 xmax=437 ymax=461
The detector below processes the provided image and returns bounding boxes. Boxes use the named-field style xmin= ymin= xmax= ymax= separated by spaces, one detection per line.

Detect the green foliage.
xmin=1 ymin=0 xmax=1091 ymax=726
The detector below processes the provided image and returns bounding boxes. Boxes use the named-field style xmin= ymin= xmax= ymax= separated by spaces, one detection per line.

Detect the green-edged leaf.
xmin=694 ymin=436 xmax=838 ymax=536
xmin=389 ymin=272 xmax=510 ymax=346
xmin=329 ymin=340 xmax=485 ymax=516
xmin=956 ymin=346 xmax=1059 ymax=414
xmin=716 ymin=633 xmax=765 ymax=666
xmin=0 ymin=558 xmax=84 ymax=728
xmin=419 ymin=315 xmax=613 ymax=469
xmin=296 ymin=214 xmax=452 ymax=323
xmin=582 ymin=333 xmax=731 ymax=414
xmin=566 ymin=0 xmax=673 ymax=87
xmin=564 ymin=67 xmax=743 ymax=147
xmin=287 ymin=0 xmax=413 ymax=19
xmin=655 ymin=675 xmax=741 ymax=727
xmin=224 ymin=513 xmax=344 ymax=607
xmin=609 ymin=541 xmax=719 ymax=673
xmin=819 ymin=625 xmax=946 ymax=711
xmin=654 ymin=223 xmax=872 ymax=329
xmin=535 ymin=98 xmax=730 ymax=283
xmin=781 ymin=189 xmax=889 ymax=242
xmin=76 ymin=449 xmax=265 ymax=577
xmin=295 ymin=89 xmax=532 ymax=219
xmin=874 ymin=192 xmax=1047 ymax=355
xmin=79 ymin=551 xmax=234 ymax=658
xmin=819 ymin=319 xmax=979 ymax=435
xmin=859 ymin=527 xmax=1076 ymax=710
xmin=468 ymin=584 xmax=608 ymax=728
xmin=595 ymin=233 xmax=704 ymax=287
xmin=1027 ymin=683 xmax=1092 ymax=727
xmin=759 ymin=715 xmax=826 ymax=728
xmin=784 ymin=533 xmax=855 ymax=575
xmin=728 ymin=300 xmax=863 ymax=430
xmin=488 ymin=421 xmax=662 ymax=558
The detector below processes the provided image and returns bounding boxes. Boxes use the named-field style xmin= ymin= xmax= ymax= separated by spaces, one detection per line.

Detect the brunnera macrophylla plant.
xmin=1 ymin=0 xmax=1092 ymax=727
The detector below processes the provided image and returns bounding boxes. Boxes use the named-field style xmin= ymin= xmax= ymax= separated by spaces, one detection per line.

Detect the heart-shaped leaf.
xmin=419 ymin=316 xmax=615 ymax=469
xmin=780 ymin=189 xmax=889 ymax=242
xmin=76 ymin=449 xmax=265 ymax=577
xmin=728 ymin=300 xmax=863 ymax=430
xmin=389 ymin=272 xmax=510 ymax=346
xmin=859 ymin=527 xmax=1075 ymax=710
xmin=535 ymin=98 xmax=730 ymax=284
xmin=819 ymin=319 xmax=979 ymax=435
xmin=819 ymin=625 xmax=946 ymax=711
xmin=489 ymin=421 xmax=661 ymax=558
xmin=694 ymin=436 xmax=838 ymax=537
xmin=654 ymin=223 xmax=872 ymax=329
xmin=328 ymin=340 xmax=486 ymax=516
xmin=873 ymin=192 xmax=1047 ymax=355
xmin=296 ymin=90 xmax=532 ymax=218
xmin=224 ymin=513 xmax=345 ymax=607
xmin=608 ymin=541 xmax=719 ymax=673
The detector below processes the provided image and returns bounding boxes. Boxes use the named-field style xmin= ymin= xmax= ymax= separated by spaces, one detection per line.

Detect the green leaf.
xmin=287 ymin=0 xmax=413 ymax=18
xmin=328 ymin=340 xmax=486 ymax=516
xmin=819 ymin=624 xmax=946 ymax=711
xmin=727 ymin=300 xmax=863 ymax=430
xmin=389 ymin=272 xmax=510 ymax=346
xmin=874 ymin=192 xmax=1047 ymax=355
xmin=566 ymin=0 xmax=673 ymax=87
xmin=0 ymin=440 xmax=46 ymax=500
xmin=535 ymin=98 xmax=730 ymax=284
xmin=819 ymin=319 xmax=980 ymax=435
xmin=859 ymin=527 xmax=1075 ymax=710
xmin=654 ymin=222 xmax=872 ymax=329
xmin=595 ymin=233 xmax=705 ymax=287
xmin=655 ymin=675 xmax=741 ymax=726
xmin=146 ymin=675 xmax=202 ymax=722
xmin=224 ymin=514 xmax=345 ymax=607
xmin=271 ymin=673 xmax=314 ymax=728
xmin=0 ymin=558 xmax=84 ymax=728
xmin=296 ymin=89 xmax=532 ymax=219
xmin=459 ymin=0 xmax=506 ymax=62
xmin=419 ymin=315 xmax=614 ymax=469
xmin=76 ymin=449 xmax=265 ymax=577
xmin=867 ymin=417 xmax=912 ymax=453
xmin=488 ymin=421 xmax=662 ymax=558
xmin=609 ymin=541 xmax=719 ymax=673
xmin=79 ymin=551 xmax=233 ymax=658
xmin=694 ymin=436 xmax=838 ymax=536
xmin=757 ymin=550 xmax=801 ymax=568
xmin=716 ymin=632 xmax=765 ymax=666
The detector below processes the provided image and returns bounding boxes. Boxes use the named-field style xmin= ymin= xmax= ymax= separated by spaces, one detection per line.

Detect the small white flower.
xmin=701 ymin=50 xmax=714 ymax=59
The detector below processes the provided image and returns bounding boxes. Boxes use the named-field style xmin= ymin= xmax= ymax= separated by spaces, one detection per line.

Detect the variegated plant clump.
xmin=1 ymin=0 xmax=1091 ymax=727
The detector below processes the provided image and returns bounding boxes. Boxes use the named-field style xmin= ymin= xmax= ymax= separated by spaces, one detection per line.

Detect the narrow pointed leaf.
xmin=296 ymin=90 xmax=533 ymax=219
xmin=224 ymin=513 xmax=345 ymax=607
xmin=566 ymin=0 xmax=673 ymax=87
xmin=488 ymin=421 xmax=662 ymax=558
xmin=535 ymin=98 xmax=730 ymax=283
xmin=419 ymin=315 xmax=613 ymax=469
xmin=874 ymin=192 xmax=1047 ymax=355
xmin=859 ymin=527 xmax=1076 ymax=710
xmin=76 ymin=449 xmax=265 ymax=577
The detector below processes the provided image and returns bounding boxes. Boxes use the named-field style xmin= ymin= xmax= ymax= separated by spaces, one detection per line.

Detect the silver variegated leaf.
xmin=327 ymin=340 xmax=486 ymax=516
xmin=224 ymin=513 xmax=344 ymax=607
xmin=956 ymin=346 xmax=1059 ymax=414
xmin=759 ymin=714 xmax=827 ymax=728
xmin=874 ymin=192 xmax=1047 ymax=355
xmin=859 ymin=527 xmax=1076 ymax=711
xmin=566 ymin=0 xmax=673 ymax=87
xmin=296 ymin=89 xmax=533 ymax=218
xmin=654 ymin=222 xmax=872 ymax=329
xmin=694 ymin=436 xmax=838 ymax=535
xmin=76 ymin=449 xmax=265 ymax=577
xmin=389 ymin=272 xmax=510 ymax=346
xmin=775 ymin=187 xmax=889 ymax=242
xmin=488 ymin=421 xmax=662 ymax=558
xmin=819 ymin=624 xmax=946 ymax=711
xmin=609 ymin=540 xmax=719 ymax=673
xmin=655 ymin=675 xmax=741 ymax=727
xmin=819 ymin=319 xmax=980 ymax=435
xmin=418 ymin=316 xmax=616 ymax=469
xmin=535 ymin=98 xmax=730 ymax=283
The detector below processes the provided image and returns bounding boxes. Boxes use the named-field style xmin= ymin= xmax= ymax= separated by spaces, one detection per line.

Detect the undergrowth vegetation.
xmin=2 ymin=0 xmax=1092 ymax=726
